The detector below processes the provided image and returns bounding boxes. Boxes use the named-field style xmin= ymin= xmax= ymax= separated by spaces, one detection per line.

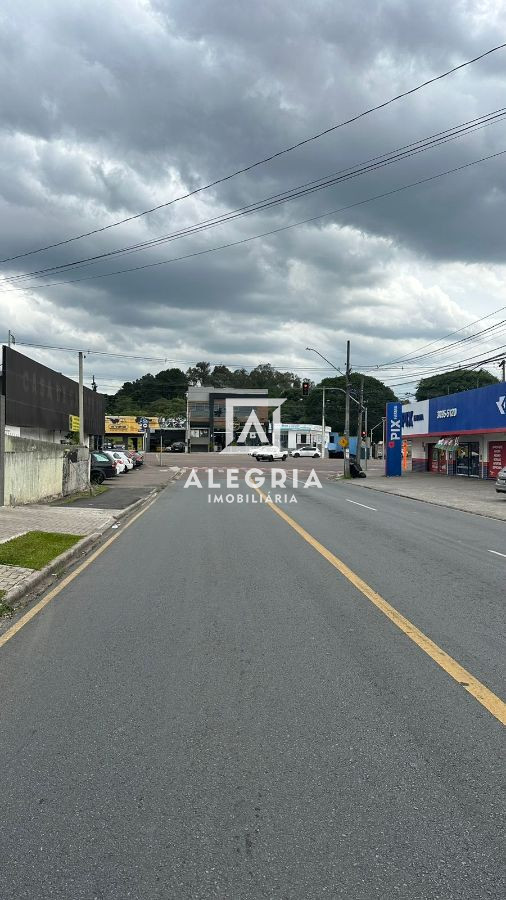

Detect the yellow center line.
xmin=254 ymin=487 xmax=506 ymax=726
xmin=0 ymin=495 xmax=160 ymax=651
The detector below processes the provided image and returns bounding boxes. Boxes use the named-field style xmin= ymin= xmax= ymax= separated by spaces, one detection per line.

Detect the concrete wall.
xmin=3 ymin=436 xmax=90 ymax=505
xmin=62 ymin=447 xmax=90 ymax=496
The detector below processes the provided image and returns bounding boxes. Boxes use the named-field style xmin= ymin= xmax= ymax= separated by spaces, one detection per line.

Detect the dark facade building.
xmin=187 ymin=387 xmax=269 ymax=452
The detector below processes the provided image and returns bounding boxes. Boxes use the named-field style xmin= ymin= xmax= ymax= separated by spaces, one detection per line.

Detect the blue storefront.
xmin=401 ymin=383 xmax=506 ymax=479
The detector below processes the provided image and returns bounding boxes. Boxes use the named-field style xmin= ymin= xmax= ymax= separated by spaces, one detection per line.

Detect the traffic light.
xmin=302 ymin=380 xmax=310 ymax=396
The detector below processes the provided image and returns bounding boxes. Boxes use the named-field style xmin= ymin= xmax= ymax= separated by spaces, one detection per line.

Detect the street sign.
xmin=338 ymin=436 xmax=349 ymax=448
xmin=68 ymin=414 xmax=80 ymax=432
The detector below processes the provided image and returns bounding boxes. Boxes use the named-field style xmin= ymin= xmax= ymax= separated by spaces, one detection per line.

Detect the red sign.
xmin=488 ymin=441 xmax=506 ymax=478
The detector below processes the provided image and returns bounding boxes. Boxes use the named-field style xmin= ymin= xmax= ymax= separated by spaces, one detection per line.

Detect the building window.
xmin=189 ymin=402 xmax=209 ymax=416
xmin=190 ymin=428 xmax=209 ymax=438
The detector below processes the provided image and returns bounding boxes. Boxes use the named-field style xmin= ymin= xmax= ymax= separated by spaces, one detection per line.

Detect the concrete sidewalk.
xmin=352 ymin=461 xmax=506 ymax=521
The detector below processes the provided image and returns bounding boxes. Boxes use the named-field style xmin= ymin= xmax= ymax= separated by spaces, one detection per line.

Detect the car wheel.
xmin=313 ymin=453 xmax=319 ymax=458
xmin=91 ymin=470 xmax=104 ymax=485
xmin=282 ymin=454 xmax=287 ymax=460
xmin=293 ymin=452 xmax=300 ymax=457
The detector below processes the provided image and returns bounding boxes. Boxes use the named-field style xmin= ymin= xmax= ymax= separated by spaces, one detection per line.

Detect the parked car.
xmin=290 ymin=444 xmax=321 ymax=458
xmin=114 ymin=451 xmax=134 ymax=471
xmin=127 ymin=450 xmax=144 ymax=467
xmin=103 ymin=451 xmax=129 ymax=473
xmin=169 ymin=441 xmax=186 ymax=453
xmin=103 ymin=452 xmax=125 ymax=474
xmin=90 ymin=451 xmax=116 ymax=484
xmin=495 ymin=467 xmax=506 ymax=493
xmin=252 ymin=445 xmax=288 ymax=461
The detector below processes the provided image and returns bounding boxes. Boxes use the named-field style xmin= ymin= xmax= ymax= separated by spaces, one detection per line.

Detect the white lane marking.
xmin=488 ymin=549 xmax=506 ymax=559
xmin=345 ymin=498 xmax=377 ymax=511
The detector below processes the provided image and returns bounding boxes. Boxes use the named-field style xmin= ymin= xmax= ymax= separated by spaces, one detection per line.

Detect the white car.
xmin=252 ymin=445 xmax=288 ymax=461
xmin=103 ymin=451 xmax=125 ymax=474
xmin=114 ymin=451 xmax=134 ymax=471
xmin=104 ymin=451 xmax=133 ymax=473
xmin=290 ymin=444 xmax=321 ymax=458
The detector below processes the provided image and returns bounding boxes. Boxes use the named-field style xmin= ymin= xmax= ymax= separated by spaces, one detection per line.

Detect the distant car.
xmin=90 ymin=451 xmax=116 ymax=484
xmin=169 ymin=441 xmax=186 ymax=453
xmin=290 ymin=444 xmax=321 ymax=458
xmin=495 ymin=467 xmax=506 ymax=493
xmin=252 ymin=445 xmax=288 ymax=461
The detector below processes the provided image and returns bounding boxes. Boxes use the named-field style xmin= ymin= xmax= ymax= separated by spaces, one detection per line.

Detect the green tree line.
xmin=105 ymin=362 xmax=398 ymax=433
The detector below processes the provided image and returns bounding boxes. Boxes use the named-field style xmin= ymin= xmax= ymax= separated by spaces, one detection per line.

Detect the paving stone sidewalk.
xmin=0 ymin=505 xmax=121 ymax=598
xmin=0 ymin=504 xmax=119 ymax=544
xmin=351 ymin=463 xmax=506 ymax=521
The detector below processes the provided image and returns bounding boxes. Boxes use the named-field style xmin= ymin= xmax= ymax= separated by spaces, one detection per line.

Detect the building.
xmin=279 ymin=423 xmax=331 ymax=452
xmin=401 ymin=382 xmax=506 ymax=478
xmin=1 ymin=347 xmax=105 ymax=504
xmin=187 ymin=387 xmax=269 ymax=452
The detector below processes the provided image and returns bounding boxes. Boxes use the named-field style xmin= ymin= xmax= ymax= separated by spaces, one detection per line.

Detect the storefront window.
xmin=455 ymin=442 xmax=480 ymax=477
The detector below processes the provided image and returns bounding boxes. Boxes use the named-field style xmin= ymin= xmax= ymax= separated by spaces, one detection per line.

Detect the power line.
xmin=1 ymin=147 xmax=504 ymax=295
xmin=3 ymin=108 xmax=505 ymax=286
xmin=2 ymin=41 xmax=505 ymax=265
xmin=365 ymin=305 xmax=506 ymax=368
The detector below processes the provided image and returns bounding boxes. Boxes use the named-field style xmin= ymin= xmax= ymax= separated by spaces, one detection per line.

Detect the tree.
xmin=304 ymin=373 xmax=397 ymax=433
xmin=416 ymin=368 xmax=499 ymax=400
xmin=143 ymin=397 xmax=186 ymax=418
xmin=186 ymin=362 xmax=212 ymax=386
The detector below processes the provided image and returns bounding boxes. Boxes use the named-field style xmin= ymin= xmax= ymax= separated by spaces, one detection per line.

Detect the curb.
xmin=1 ymin=472 xmax=180 ymax=610
xmin=2 ymin=532 xmax=101 ymax=607
xmin=345 ymin=479 xmax=506 ymax=522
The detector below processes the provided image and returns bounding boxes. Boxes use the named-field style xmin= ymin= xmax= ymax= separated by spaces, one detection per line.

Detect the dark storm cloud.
xmin=1 ymin=0 xmax=505 ymax=390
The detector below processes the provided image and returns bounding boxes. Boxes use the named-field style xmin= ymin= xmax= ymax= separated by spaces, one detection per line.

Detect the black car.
xmin=169 ymin=441 xmax=186 ymax=453
xmin=90 ymin=450 xmax=116 ymax=484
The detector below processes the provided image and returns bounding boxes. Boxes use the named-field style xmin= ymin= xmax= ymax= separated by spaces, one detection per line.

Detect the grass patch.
xmin=0 ymin=532 xmax=83 ymax=570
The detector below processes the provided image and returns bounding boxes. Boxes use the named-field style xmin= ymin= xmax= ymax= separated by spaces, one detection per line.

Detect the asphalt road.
xmin=0 ymin=471 xmax=504 ymax=899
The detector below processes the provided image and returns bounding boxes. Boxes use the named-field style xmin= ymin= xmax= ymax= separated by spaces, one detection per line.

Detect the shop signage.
xmin=386 ymin=401 xmax=402 ymax=476
xmin=429 ymin=384 xmax=506 ymax=433
xmin=488 ymin=441 xmax=506 ymax=478
xmin=401 ymin=400 xmax=429 ymax=436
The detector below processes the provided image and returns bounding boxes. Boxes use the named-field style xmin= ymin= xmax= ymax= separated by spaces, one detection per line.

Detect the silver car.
xmin=495 ymin=466 xmax=506 ymax=493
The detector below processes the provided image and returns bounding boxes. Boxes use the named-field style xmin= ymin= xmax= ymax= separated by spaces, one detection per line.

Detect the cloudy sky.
xmin=1 ymin=0 xmax=505 ymax=396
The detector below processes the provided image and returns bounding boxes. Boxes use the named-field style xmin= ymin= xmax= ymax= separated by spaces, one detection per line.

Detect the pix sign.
xmin=386 ymin=401 xmax=402 ymax=477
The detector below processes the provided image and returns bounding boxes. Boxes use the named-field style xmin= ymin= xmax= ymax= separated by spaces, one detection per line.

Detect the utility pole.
xmin=91 ymin=375 xmax=97 ymax=392
xmin=500 ymin=359 xmax=506 ymax=382
xmin=356 ymin=376 xmax=364 ymax=469
xmin=7 ymin=330 xmax=15 ymax=348
xmin=344 ymin=340 xmax=351 ymax=477
xmin=321 ymin=387 xmax=326 ymax=459
xmin=78 ymin=351 xmax=84 ymax=446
